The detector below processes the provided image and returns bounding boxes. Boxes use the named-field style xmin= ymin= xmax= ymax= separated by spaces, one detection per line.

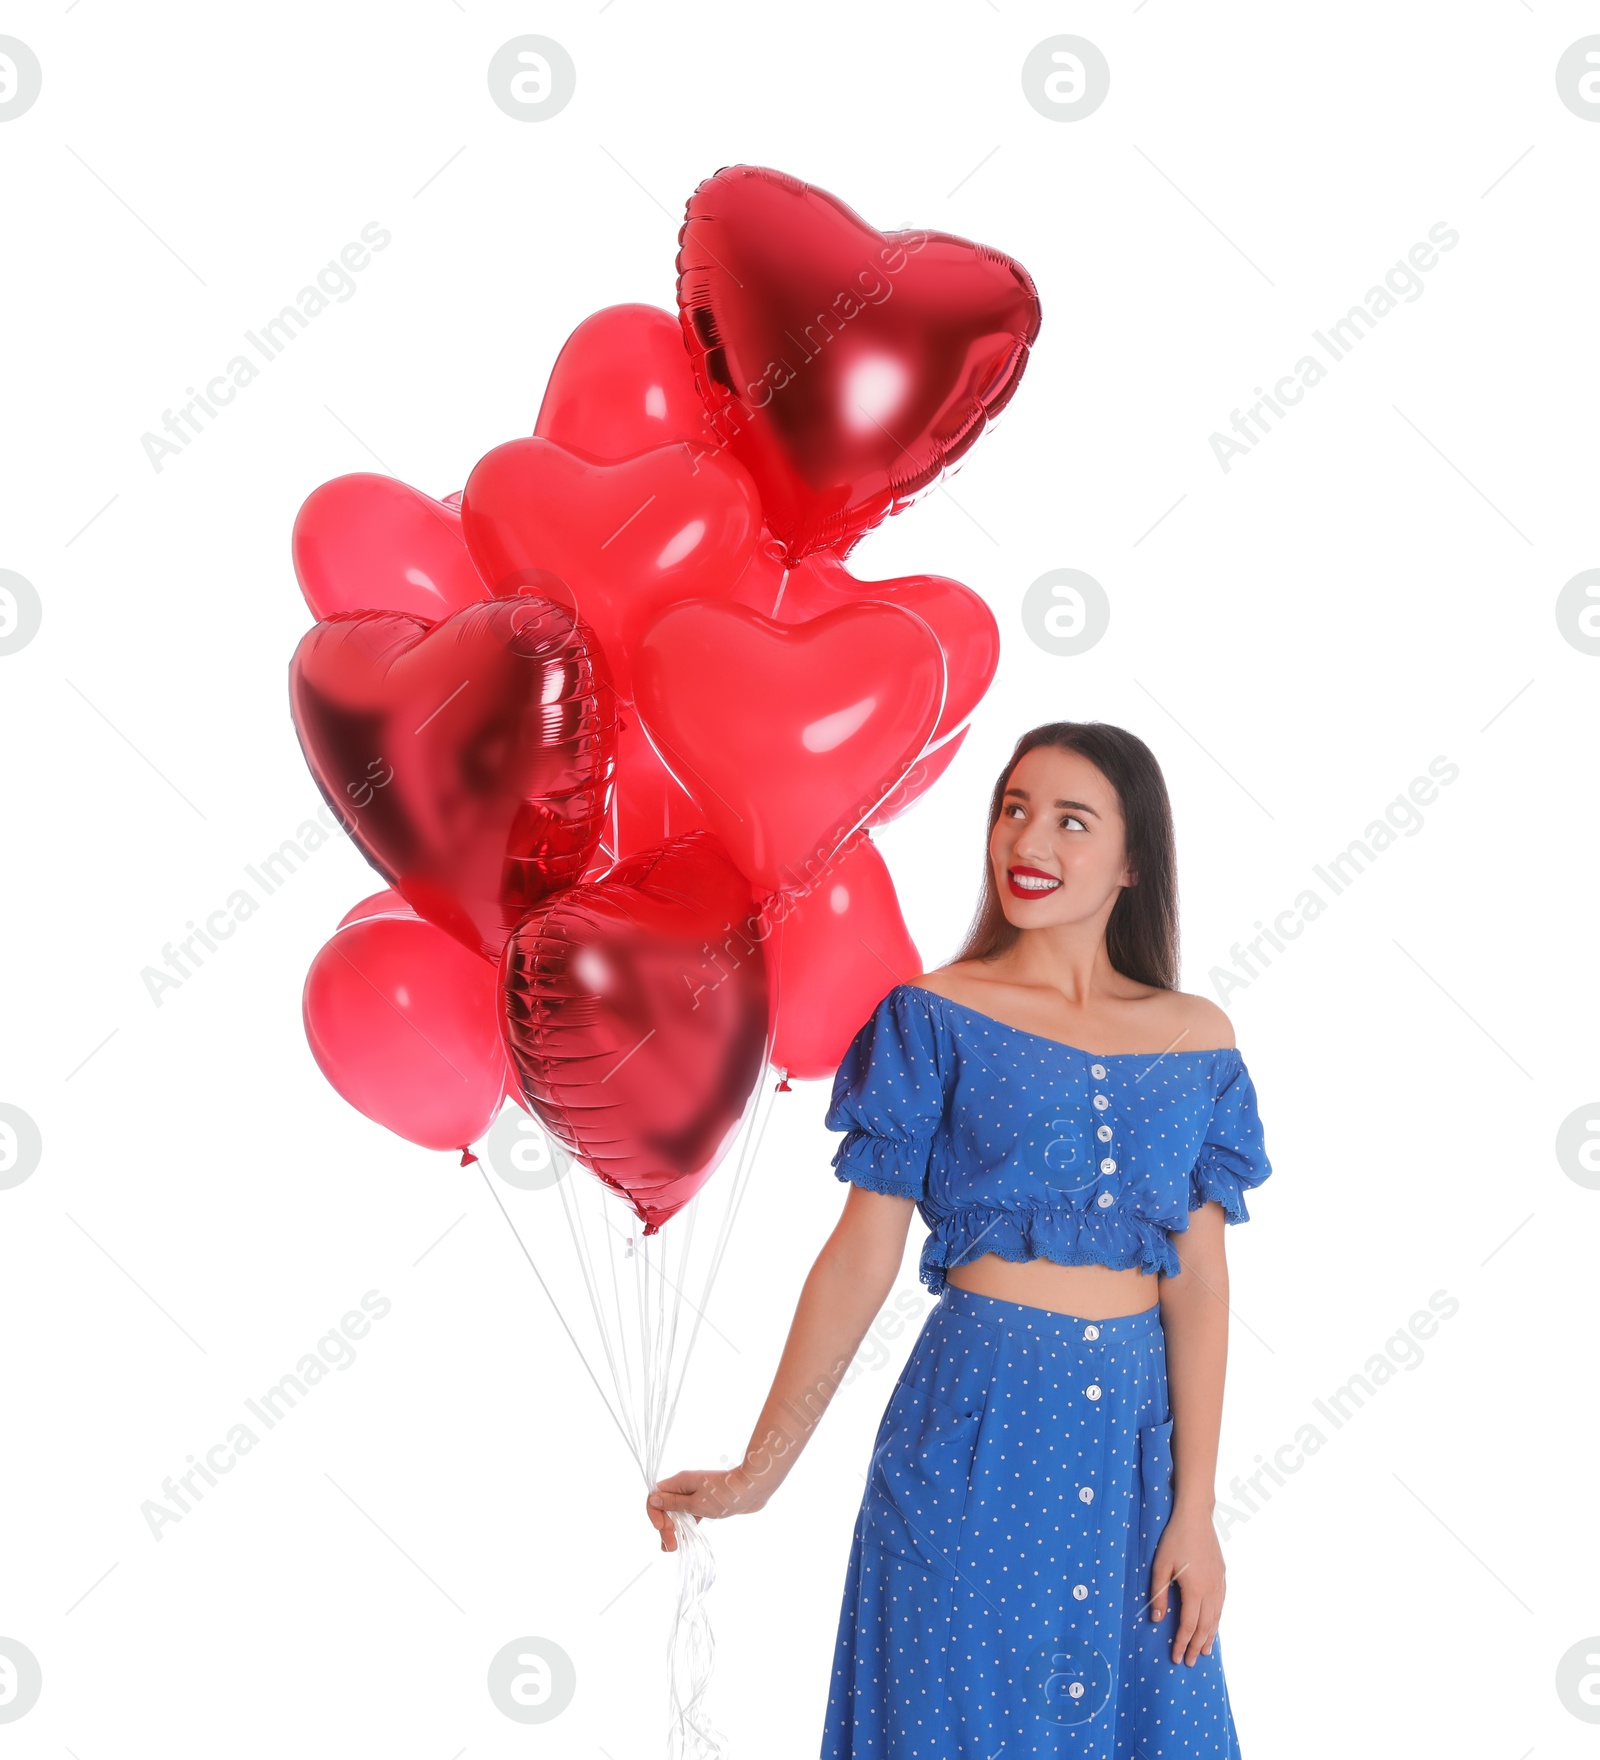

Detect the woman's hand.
xmin=645 ymin=1466 xmax=768 ymax=1552
xmin=1147 ymin=1508 xmax=1226 ymax=1664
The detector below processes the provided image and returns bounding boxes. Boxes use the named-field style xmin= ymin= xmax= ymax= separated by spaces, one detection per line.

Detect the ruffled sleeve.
xmin=1188 ymin=1054 xmax=1272 ymax=1223
xmin=824 ymin=986 xmax=947 ymax=1202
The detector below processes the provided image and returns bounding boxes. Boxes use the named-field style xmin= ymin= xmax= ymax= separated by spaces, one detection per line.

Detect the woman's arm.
xmin=645 ymin=1186 xmax=917 ymax=1551
xmin=1153 ymin=1200 xmax=1230 ymax=1662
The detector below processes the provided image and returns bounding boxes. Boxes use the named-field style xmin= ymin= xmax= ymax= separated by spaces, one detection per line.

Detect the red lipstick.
xmin=1006 ymin=865 xmax=1062 ymax=900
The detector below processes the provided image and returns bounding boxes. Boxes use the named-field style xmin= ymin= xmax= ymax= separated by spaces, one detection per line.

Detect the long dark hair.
xmin=952 ymin=722 xmax=1179 ymax=990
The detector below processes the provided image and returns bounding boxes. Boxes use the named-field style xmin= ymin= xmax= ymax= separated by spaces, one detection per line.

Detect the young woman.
xmin=645 ymin=721 xmax=1273 ymax=1758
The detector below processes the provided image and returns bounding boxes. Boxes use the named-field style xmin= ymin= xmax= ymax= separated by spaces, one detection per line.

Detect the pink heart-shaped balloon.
xmin=763 ymin=828 xmax=923 ymax=1081
xmin=459 ymin=436 xmax=762 ymax=702
xmin=535 ymin=303 xmax=719 ymax=461
xmin=632 ymin=600 xmax=944 ymax=895
xmin=289 ymin=596 xmax=616 ymax=964
xmin=292 ymin=473 xmax=490 ymax=622
xmin=733 ymin=543 xmax=997 ymax=750
xmin=500 ymin=831 xmax=768 ymax=1234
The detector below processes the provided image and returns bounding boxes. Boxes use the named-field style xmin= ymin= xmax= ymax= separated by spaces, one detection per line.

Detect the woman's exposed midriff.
xmin=943 ymin=1251 xmax=1161 ymax=1319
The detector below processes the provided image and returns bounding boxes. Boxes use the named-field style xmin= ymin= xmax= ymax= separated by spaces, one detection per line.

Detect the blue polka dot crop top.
xmin=824 ymin=982 xmax=1273 ymax=1293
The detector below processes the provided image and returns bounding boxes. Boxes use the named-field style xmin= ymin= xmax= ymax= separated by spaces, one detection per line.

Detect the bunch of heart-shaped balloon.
xmin=289 ymin=163 xmax=1040 ymax=1236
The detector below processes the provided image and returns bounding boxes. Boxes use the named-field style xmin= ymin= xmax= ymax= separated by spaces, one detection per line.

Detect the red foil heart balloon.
xmin=288 ymin=596 xmax=616 ymax=964
xmin=579 ymin=706 xmax=711 ymax=881
xmin=499 ymin=831 xmax=769 ymax=1234
xmin=631 ymin=599 xmax=945 ymax=895
xmin=458 ymin=436 xmax=762 ymax=702
xmin=676 ymin=164 xmax=1041 ymax=562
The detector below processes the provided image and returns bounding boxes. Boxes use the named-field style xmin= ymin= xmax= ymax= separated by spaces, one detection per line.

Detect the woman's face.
xmin=989 ymin=745 xmax=1133 ymax=929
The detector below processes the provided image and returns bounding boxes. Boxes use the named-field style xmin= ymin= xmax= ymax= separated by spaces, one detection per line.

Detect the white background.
xmin=3 ymin=3 xmax=1598 ymax=1754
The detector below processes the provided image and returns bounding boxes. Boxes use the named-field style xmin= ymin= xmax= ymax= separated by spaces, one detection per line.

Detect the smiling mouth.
xmin=1007 ymin=867 xmax=1062 ymax=897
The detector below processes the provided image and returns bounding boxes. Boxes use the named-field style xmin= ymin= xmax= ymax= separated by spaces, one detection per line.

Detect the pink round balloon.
xmin=303 ymin=913 xmax=510 ymax=1153
xmin=337 ymin=886 xmax=411 ymax=929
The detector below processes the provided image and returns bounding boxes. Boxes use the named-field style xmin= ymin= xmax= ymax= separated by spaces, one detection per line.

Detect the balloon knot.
xmin=459 ymin=1147 xmax=479 ymax=1166
xmin=775 ymin=1074 xmax=792 ymax=1091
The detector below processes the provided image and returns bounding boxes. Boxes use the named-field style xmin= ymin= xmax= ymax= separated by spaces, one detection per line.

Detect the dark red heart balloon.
xmin=631 ymin=599 xmax=945 ymax=895
xmin=289 ymin=596 xmax=616 ymax=964
xmin=676 ymin=164 xmax=1041 ymax=562
xmin=459 ymin=436 xmax=762 ymax=702
xmin=499 ymin=831 xmax=768 ymax=1234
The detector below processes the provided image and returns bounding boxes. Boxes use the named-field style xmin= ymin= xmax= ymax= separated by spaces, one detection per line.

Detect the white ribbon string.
xmin=481 ymin=1034 xmax=786 ymax=1757
xmin=664 ymin=1509 xmax=727 ymax=1758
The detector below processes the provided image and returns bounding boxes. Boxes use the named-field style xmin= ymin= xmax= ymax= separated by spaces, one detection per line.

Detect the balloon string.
xmin=665 ymin=1509 xmax=729 ymax=1758
xmin=655 ymin=908 xmax=791 ymax=1756
xmin=481 ymin=905 xmax=790 ymax=1757
xmin=474 ymin=1161 xmax=647 ymax=1477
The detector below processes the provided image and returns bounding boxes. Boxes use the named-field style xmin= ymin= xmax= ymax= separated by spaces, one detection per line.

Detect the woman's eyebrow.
xmin=1003 ymin=787 xmax=1100 ymax=817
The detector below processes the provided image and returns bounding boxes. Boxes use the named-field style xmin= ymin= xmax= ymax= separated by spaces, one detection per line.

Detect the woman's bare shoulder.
xmin=902 ymin=963 xmax=992 ymax=1007
xmin=1167 ymin=990 xmax=1236 ymax=1052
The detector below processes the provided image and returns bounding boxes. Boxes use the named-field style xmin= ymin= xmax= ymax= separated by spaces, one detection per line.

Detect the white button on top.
xmin=1085 ymin=1383 xmax=1102 ymax=1400
xmin=1067 ymin=1681 xmax=1085 ymax=1699
xmin=1095 ymin=1192 xmax=1114 ymax=1208
xmin=1097 ymin=1124 xmax=1112 ymax=1142
xmin=1090 ymin=1062 xmax=1107 ymax=1080
xmin=1099 ymin=1157 xmax=1117 ymax=1175
xmin=1092 ymin=1094 xmax=1109 ymax=1111
xmin=1072 ymin=1583 xmax=1089 ymax=1600
xmin=1083 ymin=1324 xmax=1100 ymax=1340
xmin=1079 ymin=1485 xmax=1094 ymax=1503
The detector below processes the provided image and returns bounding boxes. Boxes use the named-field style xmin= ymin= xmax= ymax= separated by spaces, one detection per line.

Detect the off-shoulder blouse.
xmin=824 ymin=983 xmax=1273 ymax=1294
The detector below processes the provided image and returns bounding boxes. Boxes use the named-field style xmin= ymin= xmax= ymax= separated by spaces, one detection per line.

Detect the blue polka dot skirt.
xmin=821 ymin=1286 xmax=1242 ymax=1757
